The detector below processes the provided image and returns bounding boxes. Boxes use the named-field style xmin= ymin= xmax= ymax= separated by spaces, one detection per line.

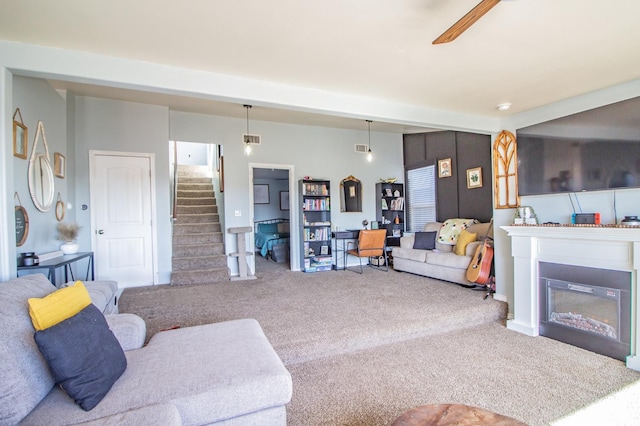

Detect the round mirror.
xmin=28 ymin=153 xmax=55 ymax=212
xmin=15 ymin=206 xmax=29 ymax=246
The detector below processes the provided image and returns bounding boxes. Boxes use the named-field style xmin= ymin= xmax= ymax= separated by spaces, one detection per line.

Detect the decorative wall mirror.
xmin=14 ymin=193 xmax=29 ymax=247
xmin=55 ymin=192 xmax=66 ymax=221
xmin=340 ymin=175 xmax=362 ymax=212
xmin=28 ymin=121 xmax=55 ymax=212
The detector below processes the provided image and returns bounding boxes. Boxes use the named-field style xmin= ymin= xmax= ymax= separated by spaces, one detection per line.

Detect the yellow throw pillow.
xmin=454 ymin=229 xmax=477 ymax=256
xmin=28 ymin=281 xmax=92 ymax=331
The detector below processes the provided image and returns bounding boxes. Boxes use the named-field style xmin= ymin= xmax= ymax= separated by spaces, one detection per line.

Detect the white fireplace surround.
xmin=502 ymin=225 xmax=640 ymax=371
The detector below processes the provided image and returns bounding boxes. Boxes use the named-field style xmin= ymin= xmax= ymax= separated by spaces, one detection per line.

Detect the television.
xmin=516 ymin=97 xmax=640 ymax=196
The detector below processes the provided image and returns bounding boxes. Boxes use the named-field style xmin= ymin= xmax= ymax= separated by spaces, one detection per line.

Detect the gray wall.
xmin=12 ymin=77 xmax=71 ymax=283
xmin=74 ymin=96 xmax=172 ymax=284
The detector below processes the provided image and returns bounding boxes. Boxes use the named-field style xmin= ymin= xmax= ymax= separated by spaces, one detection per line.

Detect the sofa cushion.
xmin=454 ymin=229 xmax=477 ymax=255
xmin=28 ymin=280 xmax=92 ymax=330
xmin=0 ymin=274 xmax=56 ymax=424
xmin=34 ymin=304 xmax=127 ymax=411
xmin=413 ymin=231 xmax=437 ymax=250
xmin=83 ymin=280 xmax=119 ymax=314
xmin=426 ymin=251 xmax=473 ymax=269
xmin=105 ymin=314 xmax=147 ymax=351
xmin=392 ymin=247 xmax=429 ymax=262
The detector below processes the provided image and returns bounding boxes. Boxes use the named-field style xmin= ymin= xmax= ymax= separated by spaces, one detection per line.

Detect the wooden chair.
xmin=345 ymin=229 xmax=388 ymax=273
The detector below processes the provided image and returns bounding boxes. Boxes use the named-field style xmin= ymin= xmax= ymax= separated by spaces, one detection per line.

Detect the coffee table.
xmin=392 ymin=403 xmax=526 ymax=426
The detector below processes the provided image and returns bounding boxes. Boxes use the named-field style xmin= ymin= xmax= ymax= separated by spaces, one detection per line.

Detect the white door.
xmin=90 ymin=152 xmax=156 ymax=287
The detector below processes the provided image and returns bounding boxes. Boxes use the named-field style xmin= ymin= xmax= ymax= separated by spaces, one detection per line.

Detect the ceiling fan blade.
xmin=433 ymin=0 xmax=501 ymax=45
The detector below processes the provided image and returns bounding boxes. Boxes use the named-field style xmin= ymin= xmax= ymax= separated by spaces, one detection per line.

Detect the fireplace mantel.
xmin=502 ymin=225 xmax=640 ymax=371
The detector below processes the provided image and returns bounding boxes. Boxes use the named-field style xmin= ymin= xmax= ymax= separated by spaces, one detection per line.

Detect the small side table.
xmin=18 ymin=252 xmax=95 ymax=288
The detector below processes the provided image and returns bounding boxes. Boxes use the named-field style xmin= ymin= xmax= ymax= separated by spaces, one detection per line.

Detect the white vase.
xmin=60 ymin=241 xmax=79 ymax=255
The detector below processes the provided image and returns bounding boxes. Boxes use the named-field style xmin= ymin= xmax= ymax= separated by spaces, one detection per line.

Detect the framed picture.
xmin=320 ymin=245 xmax=329 ymax=255
xmin=254 ymin=184 xmax=270 ymax=204
xmin=13 ymin=120 xmax=28 ymax=159
xmin=467 ymin=167 xmax=483 ymax=189
xmin=279 ymin=191 xmax=289 ymax=210
xmin=392 ymin=228 xmax=402 ymax=237
xmin=54 ymin=153 xmax=65 ymax=178
xmin=438 ymin=158 xmax=452 ymax=178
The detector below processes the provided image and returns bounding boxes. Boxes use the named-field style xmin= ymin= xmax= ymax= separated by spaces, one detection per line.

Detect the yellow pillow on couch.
xmin=454 ymin=229 xmax=477 ymax=256
xmin=28 ymin=281 xmax=92 ymax=331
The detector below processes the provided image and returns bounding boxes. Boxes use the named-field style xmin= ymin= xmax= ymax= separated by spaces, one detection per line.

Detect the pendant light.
xmin=244 ymin=105 xmax=252 ymax=156
xmin=366 ymin=120 xmax=373 ymax=162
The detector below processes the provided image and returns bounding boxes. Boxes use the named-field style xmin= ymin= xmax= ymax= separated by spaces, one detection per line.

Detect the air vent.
xmin=354 ymin=144 xmax=368 ymax=153
xmin=243 ymin=134 xmax=261 ymax=145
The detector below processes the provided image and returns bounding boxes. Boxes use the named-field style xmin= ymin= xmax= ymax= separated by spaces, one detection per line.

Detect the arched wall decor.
xmin=493 ymin=130 xmax=519 ymax=208
xmin=340 ymin=175 xmax=362 ymax=212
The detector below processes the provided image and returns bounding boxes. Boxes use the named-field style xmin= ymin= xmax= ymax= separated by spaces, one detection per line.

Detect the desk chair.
xmin=345 ymin=229 xmax=388 ymax=273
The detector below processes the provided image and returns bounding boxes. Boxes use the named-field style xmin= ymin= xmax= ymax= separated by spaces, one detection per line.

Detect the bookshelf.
xmin=376 ymin=182 xmax=405 ymax=247
xmin=299 ymin=179 xmax=332 ymax=272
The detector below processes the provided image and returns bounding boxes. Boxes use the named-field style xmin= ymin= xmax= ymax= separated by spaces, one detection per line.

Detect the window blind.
xmin=407 ymin=165 xmax=436 ymax=232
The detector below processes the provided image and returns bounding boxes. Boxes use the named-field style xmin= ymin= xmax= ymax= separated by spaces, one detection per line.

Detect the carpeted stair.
xmin=170 ymin=165 xmax=230 ymax=284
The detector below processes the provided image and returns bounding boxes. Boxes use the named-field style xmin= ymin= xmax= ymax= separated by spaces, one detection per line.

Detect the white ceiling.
xmin=1 ymin=0 xmax=640 ymax=132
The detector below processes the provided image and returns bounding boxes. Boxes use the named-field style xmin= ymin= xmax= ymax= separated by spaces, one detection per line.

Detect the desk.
xmin=18 ymin=252 xmax=94 ymax=287
xmin=332 ymin=230 xmax=359 ymax=270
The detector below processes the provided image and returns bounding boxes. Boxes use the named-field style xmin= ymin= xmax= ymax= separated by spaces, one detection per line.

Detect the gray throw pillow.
xmin=34 ymin=304 xmax=127 ymax=411
xmin=413 ymin=231 xmax=437 ymax=250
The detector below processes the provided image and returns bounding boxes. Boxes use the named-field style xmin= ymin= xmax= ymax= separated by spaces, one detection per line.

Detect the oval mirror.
xmin=28 ymin=153 xmax=55 ymax=211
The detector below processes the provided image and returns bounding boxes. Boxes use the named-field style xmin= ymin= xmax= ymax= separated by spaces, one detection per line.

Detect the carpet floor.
xmin=119 ymin=257 xmax=640 ymax=425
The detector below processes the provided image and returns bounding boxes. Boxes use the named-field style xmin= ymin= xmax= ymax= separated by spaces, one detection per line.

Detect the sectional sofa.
xmin=0 ymin=274 xmax=292 ymax=425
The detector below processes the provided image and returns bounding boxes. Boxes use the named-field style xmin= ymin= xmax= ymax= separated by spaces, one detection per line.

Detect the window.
xmin=406 ymin=165 xmax=436 ymax=232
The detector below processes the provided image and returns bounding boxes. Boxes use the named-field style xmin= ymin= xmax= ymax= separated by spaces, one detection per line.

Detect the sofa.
xmin=0 ymin=274 xmax=292 ymax=425
xmin=392 ymin=220 xmax=492 ymax=286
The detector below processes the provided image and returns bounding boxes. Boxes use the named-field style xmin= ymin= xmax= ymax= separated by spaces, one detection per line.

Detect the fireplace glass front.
xmin=539 ymin=262 xmax=630 ymax=361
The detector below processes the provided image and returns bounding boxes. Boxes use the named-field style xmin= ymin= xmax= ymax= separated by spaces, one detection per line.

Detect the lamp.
xmin=366 ymin=120 xmax=373 ymax=162
xmin=243 ymin=105 xmax=252 ymax=155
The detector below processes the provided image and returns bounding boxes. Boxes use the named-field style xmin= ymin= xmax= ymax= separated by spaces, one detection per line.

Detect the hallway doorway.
xmin=251 ymin=165 xmax=293 ymax=273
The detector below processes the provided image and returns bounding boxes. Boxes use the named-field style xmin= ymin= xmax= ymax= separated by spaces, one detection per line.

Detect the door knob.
xmin=97 ymin=230 xmax=104 ymax=235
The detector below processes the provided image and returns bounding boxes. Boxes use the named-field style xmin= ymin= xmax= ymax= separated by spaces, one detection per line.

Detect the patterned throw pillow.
xmin=437 ymin=218 xmax=478 ymax=245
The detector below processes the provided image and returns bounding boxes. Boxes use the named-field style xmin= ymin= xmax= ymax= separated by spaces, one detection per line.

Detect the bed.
xmin=254 ymin=218 xmax=290 ymax=260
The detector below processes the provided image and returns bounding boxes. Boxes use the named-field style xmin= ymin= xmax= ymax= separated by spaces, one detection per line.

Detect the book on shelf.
xmin=390 ymin=197 xmax=404 ymax=210
xmin=381 ymin=198 xmax=388 ymax=210
xmin=303 ymin=183 xmax=328 ymax=196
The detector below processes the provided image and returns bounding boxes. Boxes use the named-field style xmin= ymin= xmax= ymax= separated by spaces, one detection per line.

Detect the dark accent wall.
xmin=403 ymin=131 xmax=492 ymax=223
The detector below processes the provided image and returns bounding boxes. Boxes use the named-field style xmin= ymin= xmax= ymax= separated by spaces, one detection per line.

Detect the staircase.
xmin=170 ymin=165 xmax=230 ymax=285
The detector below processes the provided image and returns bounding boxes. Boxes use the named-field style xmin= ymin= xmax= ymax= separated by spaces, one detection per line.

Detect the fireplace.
xmin=502 ymin=225 xmax=640 ymax=371
xmin=539 ymin=262 xmax=631 ymax=361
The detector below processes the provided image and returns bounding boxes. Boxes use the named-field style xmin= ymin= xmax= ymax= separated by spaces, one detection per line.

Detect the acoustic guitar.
xmin=466 ymin=219 xmax=494 ymax=285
